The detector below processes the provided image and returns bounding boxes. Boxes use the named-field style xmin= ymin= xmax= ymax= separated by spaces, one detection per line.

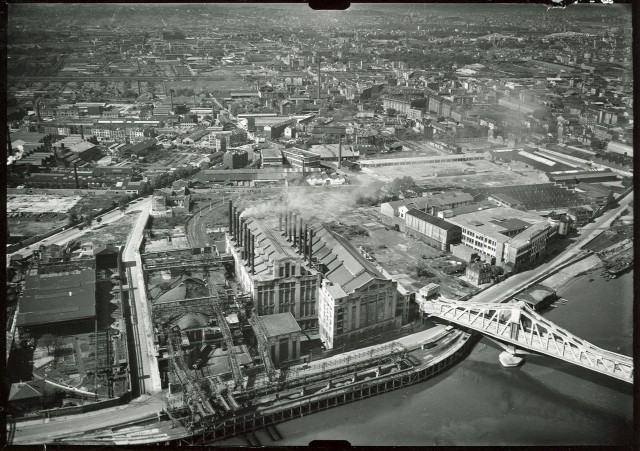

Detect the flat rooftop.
xmin=447 ymin=207 xmax=546 ymax=243
xmin=17 ymin=267 xmax=96 ymax=327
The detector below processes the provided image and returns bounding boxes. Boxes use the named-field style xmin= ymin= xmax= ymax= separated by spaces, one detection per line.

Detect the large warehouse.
xmin=16 ymin=265 xmax=96 ymax=333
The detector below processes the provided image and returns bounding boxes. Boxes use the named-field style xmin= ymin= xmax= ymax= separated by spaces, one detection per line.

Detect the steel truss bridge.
xmin=420 ymin=300 xmax=633 ymax=384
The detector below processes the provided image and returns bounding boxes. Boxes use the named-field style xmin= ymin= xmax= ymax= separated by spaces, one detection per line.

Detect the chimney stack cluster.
xmin=229 ymin=201 xmax=256 ymax=274
xmin=279 ymin=210 xmax=314 ymax=263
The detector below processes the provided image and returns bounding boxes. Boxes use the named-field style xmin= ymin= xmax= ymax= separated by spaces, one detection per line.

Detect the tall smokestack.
xmin=292 ymin=213 xmax=298 ymax=246
xmin=284 ymin=212 xmax=289 ymax=238
xmin=239 ymin=218 xmax=245 ymax=248
xmin=251 ymin=235 xmax=255 ymax=274
xmin=317 ymin=58 xmax=321 ymax=100
xmin=298 ymin=217 xmax=304 ymax=252
xmin=137 ymin=80 xmax=142 ymax=96
xmin=170 ymin=90 xmax=174 ymax=110
xmin=302 ymin=224 xmax=308 ymax=259
xmin=308 ymin=229 xmax=314 ymax=263
xmin=73 ymin=163 xmax=79 ymax=189
xmin=279 ymin=212 xmax=283 ymax=232
xmin=233 ymin=207 xmax=238 ymax=241
xmin=228 ymin=201 xmax=233 ymax=233
xmin=80 ymin=125 xmax=84 ymax=140
xmin=338 ymin=136 xmax=342 ymax=169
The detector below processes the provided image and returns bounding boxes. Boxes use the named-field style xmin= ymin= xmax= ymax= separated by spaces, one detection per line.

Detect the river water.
xmin=263 ymin=269 xmax=633 ymax=446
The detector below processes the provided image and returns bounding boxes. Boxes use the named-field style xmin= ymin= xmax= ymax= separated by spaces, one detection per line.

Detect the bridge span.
xmin=420 ymin=299 xmax=633 ymax=384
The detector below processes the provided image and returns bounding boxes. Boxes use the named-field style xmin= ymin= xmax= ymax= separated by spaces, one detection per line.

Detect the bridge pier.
xmin=498 ymin=345 xmax=524 ymax=368
xmin=499 ymin=351 xmax=524 ymax=368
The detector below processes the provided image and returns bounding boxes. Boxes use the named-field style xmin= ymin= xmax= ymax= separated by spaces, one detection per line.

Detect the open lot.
xmin=361 ymin=158 xmax=546 ymax=189
xmin=75 ymin=212 xmax=140 ymax=248
xmin=8 ymin=194 xmax=82 ymax=214
xmin=166 ymin=68 xmax=252 ymax=93
xmin=332 ymin=207 xmax=476 ymax=299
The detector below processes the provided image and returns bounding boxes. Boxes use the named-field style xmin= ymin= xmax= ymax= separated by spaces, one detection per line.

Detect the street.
xmin=6 ymin=197 xmax=153 ymax=266
xmin=10 ymin=393 xmax=166 ymax=445
xmin=468 ymin=192 xmax=633 ymax=305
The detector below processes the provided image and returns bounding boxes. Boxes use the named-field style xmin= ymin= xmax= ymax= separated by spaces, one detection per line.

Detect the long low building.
xmin=404 ymin=209 xmax=461 ymax=251
xmin=16 ymin=265 xmax=96 ymax=331
xmin=359 ymin=153 xmax=486 ymax=168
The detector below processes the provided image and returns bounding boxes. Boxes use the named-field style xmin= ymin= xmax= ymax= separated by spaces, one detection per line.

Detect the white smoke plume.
xmin=7 ymin=144 xmax=25 ymax=166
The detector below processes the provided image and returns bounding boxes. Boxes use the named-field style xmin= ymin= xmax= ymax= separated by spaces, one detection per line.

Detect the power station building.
xmin=227 ymin=201 xmax=402 ymax=349
xmin=226 ymin=205 xmax=321 ymax=331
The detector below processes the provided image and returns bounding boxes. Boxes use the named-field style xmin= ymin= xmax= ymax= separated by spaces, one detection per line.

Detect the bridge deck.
xmin=421 ymin=300 xmax=633 ymax=383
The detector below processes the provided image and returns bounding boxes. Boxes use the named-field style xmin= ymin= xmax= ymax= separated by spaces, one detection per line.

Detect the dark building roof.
xmin=406 ymin=208 xmax=460 ymax=231
xmin=16 ymin=267 xmax=96 ymax=327
xmin=9 ymin=380 xmax=45 ymax=402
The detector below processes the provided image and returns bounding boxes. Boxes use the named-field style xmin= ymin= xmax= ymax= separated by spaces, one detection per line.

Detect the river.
xmin=237 ymin=269 xmax=633 ymax=446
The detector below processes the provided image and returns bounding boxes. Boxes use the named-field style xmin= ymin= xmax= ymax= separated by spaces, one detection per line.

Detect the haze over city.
xmin=5 ymin=3 xmax=633 ymax=447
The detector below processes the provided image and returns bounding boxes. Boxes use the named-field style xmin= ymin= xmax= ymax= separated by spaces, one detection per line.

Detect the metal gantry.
xmin=207 ymin=278 xmax=244 ymax=389
xmin=420 ymin=299 xmax=633 ymax=383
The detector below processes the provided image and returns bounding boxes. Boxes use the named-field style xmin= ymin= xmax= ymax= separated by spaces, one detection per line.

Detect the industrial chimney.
xmin=228 ymin=201 xmax=233 ymax=233
xmin=284 ymin=212 xmax=289 ymax=238
xmin=298 ymin=217 xmax=304 ymax=253
xmin=170 ymin=90 xmax=174 ymax=110
xmin=279 ymin=212 xmax=283 ymax=232
xmin=292 ymin=213 xmax=298 ymax=246
xmin=80 ymin=125 xmax=84 ymax=140
xmin=308 ymin=229 xmax=314 ymax=263
xmin=233 ymin=207 xmax=238 ymax=241
xmin=251 ymin=235 xmax=256 ymax=274
xmin=73 ymin=163 xmax=79 ymax=189
xmin=338 ymin=136 xmax=342 ymax=169
xmin=317 ymin=59 xmax=321 ymax=100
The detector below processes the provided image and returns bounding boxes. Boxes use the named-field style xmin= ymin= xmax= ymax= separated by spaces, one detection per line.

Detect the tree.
xmin=67 ymin=210 xmax=79 ymax=225
xmin=386 ymin=108 xmax=397 ymax=116
xmin=39 ymin=333 xmax=56 ymax=355
xmin=96 ymin=216 xmax=102 ymax=224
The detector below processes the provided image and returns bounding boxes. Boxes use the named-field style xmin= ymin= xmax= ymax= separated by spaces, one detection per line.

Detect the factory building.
xmin=226 ymin=202 xmax=321 ymax=331
xmin=226 ymin=202 xmax=403 ymax=347
xmin=448 ymin=207 xmax=557 ymax=272
xmin=16 ymin=263 xmax=97 ymax=334
xmin=281 ymin=147 xmax=322 ymax=170
xmin=404 ymin=209 xmax=462 ymax=251
xmin=312 ymin=224 xmax=400 ymax=350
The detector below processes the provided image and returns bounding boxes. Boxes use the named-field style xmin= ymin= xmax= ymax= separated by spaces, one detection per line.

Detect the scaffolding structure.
xmin=248 ymin=315 xmax=277 ymax=382
xmin=208 ymin=277 xmax=244 ymax=389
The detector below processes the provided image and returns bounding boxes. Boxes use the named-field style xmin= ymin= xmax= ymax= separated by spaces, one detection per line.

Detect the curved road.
xmin=186 ymin=199 xmax=224 ymax=248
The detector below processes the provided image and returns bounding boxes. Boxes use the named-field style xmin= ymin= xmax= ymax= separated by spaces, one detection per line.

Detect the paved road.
xmin=468 ymin=192 xmax=633 ymax=305
xmin=6 ymin=197 xmax=152 ymax=267
xmin=123 ymin=199 xmax=162 ymax=395
xmin=10 ymin=393 xmax=166 ymax=445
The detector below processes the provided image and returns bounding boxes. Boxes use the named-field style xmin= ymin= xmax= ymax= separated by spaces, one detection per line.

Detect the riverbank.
xmin=541 ymin=254 xmax=603 ymax=291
